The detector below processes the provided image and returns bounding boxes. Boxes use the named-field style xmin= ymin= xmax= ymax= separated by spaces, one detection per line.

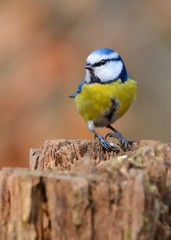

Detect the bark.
xmin=0 ymin=139 xmax=171 ymax=240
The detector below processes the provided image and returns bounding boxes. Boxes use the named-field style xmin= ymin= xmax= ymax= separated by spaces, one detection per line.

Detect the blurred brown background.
xmin=0 ymin=0 xmax=171 ymax=168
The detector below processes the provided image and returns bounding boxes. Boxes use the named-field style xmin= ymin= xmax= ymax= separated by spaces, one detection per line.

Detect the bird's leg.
xmin=87 ymin=121 xmax=119 ymax=152
xmin=106 ymin=125 xmax=128 ymax=150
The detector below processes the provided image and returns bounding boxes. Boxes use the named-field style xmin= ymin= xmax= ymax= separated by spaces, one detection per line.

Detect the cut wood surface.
xmin=29 ymin=139 xmax=138 ymax=171
xmin=1 ymin=139 xmax=171 ymax=240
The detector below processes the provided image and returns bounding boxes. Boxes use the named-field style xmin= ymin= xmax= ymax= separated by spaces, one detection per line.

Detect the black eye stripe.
xmin=93 ymin=60 xmax=107 ymax=67
xmin=92 ymin=57 xmax=120 ymax=67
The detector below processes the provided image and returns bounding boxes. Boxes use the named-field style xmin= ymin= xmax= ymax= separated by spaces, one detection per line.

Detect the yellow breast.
xmin=75 ymin=79 xmax=137 ymax=123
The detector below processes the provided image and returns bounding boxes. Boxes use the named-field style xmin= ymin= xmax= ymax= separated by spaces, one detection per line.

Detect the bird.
xmin=69 ymin=48 xmax=137 ymax=152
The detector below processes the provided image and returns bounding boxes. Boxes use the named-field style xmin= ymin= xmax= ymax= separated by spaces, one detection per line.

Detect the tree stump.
xmin=1 ymin=139 xmax=171 ymax=240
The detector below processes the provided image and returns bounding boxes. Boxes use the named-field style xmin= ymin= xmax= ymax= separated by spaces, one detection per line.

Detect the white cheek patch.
xmin=94 ymin=61 xmax=123 ymax=82
xmin=85 ymin=70 xmax=91 ymax=83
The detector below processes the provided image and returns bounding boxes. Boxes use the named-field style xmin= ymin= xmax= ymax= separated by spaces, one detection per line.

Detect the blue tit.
xmin=69 ymin=48 xmax=137 ymax=152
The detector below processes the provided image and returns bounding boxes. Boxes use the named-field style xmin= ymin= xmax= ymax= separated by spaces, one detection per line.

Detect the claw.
xmin=105 ymin=132 xmax=128 ymax=150
xmin=99 ymin=135 xmax=120 ymax=152
xmin=115 ymin=132 xmax=128 ymax=149
xmin=87 ymin=120 xmax=120 ymax=152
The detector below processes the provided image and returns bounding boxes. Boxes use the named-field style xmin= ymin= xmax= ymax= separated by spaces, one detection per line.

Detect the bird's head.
xmin=85 ymin=48 xmax=128 ymax=84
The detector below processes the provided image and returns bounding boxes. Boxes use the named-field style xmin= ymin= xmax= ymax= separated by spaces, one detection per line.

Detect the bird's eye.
xmin=93 ymin=59 xmax=107 ymax=67
xmin=100 ymin=60 xmax=106 ymax=65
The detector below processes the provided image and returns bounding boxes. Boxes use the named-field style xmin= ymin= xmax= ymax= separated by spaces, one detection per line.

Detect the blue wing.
xmin=69 ymin=80 xmax=85 ymax=98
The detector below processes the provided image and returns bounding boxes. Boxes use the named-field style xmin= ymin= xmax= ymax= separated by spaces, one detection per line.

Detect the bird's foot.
xmin=105 ymin=132 xmax=128 ymax=150
xmin=89 ymin=121 xmax=120 ymax=152
xmin=98 ymin=135 xmax=120 ymax=152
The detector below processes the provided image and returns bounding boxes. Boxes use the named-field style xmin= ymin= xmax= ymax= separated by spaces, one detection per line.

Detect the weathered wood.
xmin=29 ymin=139 xmax=138 ymax=171
xmin=0 ymin=140 xmax=171 ymax=240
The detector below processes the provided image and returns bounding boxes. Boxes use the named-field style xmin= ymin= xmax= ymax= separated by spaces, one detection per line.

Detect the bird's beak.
xmin=85 ymin=64 xmax=92 ymax=70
